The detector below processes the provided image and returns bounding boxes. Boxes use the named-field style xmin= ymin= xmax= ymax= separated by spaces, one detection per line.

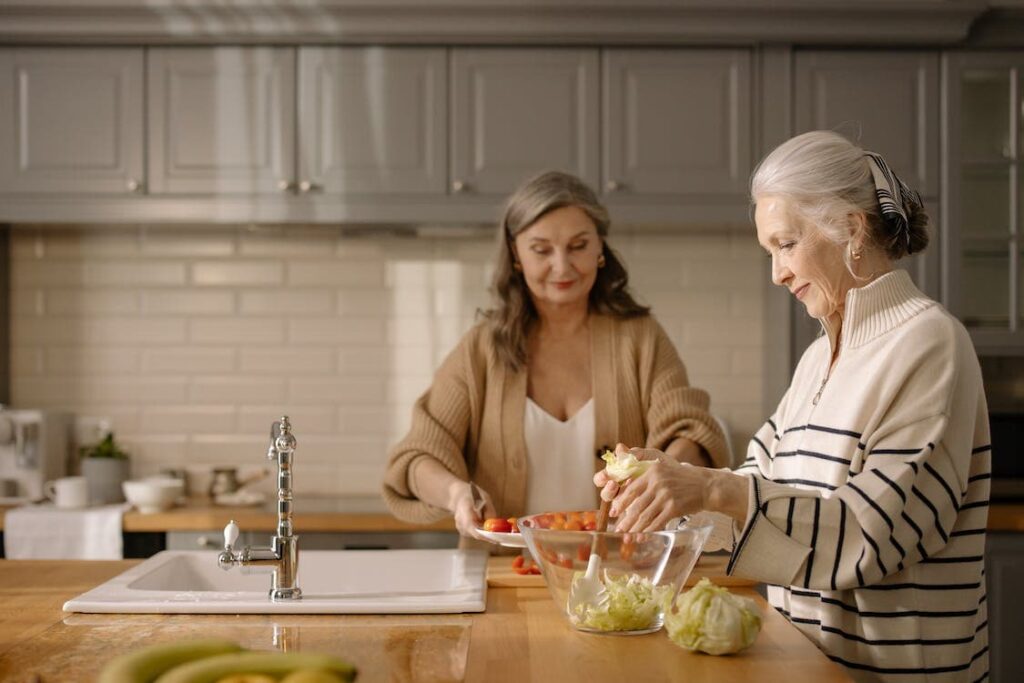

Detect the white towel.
xmin=3 ymin=503 xmax=129 ymax=559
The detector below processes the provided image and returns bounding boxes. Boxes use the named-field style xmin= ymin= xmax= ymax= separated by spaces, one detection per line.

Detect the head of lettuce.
xmin=664 ymin=578 xmax=762 ymax=655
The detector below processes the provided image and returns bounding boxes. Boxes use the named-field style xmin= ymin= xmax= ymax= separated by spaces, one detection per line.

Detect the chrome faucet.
xmin=217 ymin=416 xmax=301 ymax=601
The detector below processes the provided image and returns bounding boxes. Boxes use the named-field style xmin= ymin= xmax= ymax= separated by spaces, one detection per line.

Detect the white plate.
xmin=475 ymin=529 xmax=527 ymax=548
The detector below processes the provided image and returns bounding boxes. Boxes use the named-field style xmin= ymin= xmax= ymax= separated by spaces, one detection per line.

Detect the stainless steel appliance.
xmin=0 ymin=407 xmax=72 ymax=503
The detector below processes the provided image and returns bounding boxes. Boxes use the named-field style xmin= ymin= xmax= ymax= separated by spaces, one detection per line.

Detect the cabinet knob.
xmin=605 ymin=180 xmax=623 ymax=193
xmin=298 ymin=180 xmax=322 ymax=194
xmin=196 ymin=534 xmax=220 ymax=549
xmin=277 ymin=179 xmax=295 ymax=192
xmin=126 ymin=179 xmax=143 ymax=193
xmin=451 ymin=180 xmax=469 ymax=193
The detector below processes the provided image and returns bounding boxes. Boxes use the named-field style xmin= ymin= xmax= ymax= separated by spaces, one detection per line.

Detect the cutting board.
xmin=486 ymin=553 xmax=757 ymax=588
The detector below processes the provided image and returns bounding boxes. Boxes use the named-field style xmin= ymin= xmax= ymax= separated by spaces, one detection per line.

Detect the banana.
xmin=153 ymin=652 xmax=357 ymax=683
xmin=98 ymin=638 xmax=245 ymax=683
xmin=280 ymin=671 xmax=348 ymax=683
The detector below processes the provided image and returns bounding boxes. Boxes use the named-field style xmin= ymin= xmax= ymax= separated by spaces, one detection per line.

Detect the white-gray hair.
xmin=750 ymin=131 xmax=928 ymax=261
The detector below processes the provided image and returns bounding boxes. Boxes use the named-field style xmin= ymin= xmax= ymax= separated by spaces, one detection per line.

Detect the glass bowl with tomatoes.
xmin=518 ymin=511 xmax=712 ymax=635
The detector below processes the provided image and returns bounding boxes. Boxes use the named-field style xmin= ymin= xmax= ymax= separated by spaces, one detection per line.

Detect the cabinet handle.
xmin=298 ymin=180 xmax=322 ymax=194
xmin=605 ymin=180 xmax=623 ymax=193
xmin=451 ymin=180 xmax=469 ymax=193
xmin=277 ymin=179 xmax=296 ymax=192
xmin=126 ymin=179 xmax=143 ymax=193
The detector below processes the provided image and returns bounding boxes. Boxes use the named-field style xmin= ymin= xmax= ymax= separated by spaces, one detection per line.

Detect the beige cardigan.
xmin=382 ymin=313 xmax=728 ymax=523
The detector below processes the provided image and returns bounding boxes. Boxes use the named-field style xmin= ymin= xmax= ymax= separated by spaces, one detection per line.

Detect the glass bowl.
xmin=519 ymin=511 xmax=711 ymax=635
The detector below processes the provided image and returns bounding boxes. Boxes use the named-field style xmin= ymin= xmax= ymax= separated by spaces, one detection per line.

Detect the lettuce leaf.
xmin=568 ymin=571 xmax=671 ymax=632
xmin=600 ymin=450 xmax=654 ymax=483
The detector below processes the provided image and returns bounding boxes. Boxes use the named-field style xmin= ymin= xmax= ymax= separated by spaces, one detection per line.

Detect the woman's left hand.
xmin=606 ymin=446 xmax=709 ymax=533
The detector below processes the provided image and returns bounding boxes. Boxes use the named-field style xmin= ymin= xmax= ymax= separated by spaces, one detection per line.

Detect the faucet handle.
xmin=223 ymin=519 xmax=239 ymax=550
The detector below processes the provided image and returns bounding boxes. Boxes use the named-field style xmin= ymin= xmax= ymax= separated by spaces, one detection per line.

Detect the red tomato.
xmin=508 ymin=517 xmax=520 ymax=533
xmin=512 ymin=555 xmax=525 ymax=569
xmin=482 ymin=517 xmax=512 ymax=533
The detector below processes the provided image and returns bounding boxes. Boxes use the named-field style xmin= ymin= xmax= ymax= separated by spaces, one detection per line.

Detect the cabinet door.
xmin=943 ymin=52 xmax=1024 ymax=351
xmin=148 ymin=47 xmax=295 ymax=195
xmin=0 ymin=48 xmax=143 ymax=194
xmin=451 ymin=48 xmax=599 ymax=196
xmin=299 ymin=47 xmax=446 ymax=195
xmin=987 ymin=534 xmax=1024 ymax=683
xmin=795 ymin=51 xmax=940 ymax=197
xmin=602 ymin=49 xmax=752 ymax=197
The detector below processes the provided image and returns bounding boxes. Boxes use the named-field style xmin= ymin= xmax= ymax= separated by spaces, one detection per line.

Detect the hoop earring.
xmin=597 ymin=254 xmax=606 ymax=268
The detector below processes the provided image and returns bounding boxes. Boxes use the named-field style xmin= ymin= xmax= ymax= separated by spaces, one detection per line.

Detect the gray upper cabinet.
xmin=451 ymin=48 xmax=599 ymax=196
xmin=794 ymin=51 xmax=940 ymax=198
xmin=148 ymin=47 xmax=295 ymax=195
xmin=942 ymin=51 xmax=1024 ymax=352
xmin=602 ymin=49 xmax=752 ymax=198
xmin=0 ymin=48 xmax=143 ymax=195
xmin=298 ymin=47 xmax=447 ymax=195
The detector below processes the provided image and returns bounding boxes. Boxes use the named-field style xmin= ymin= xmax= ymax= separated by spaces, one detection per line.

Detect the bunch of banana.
xmin=97 ymin=639 xmax=357 ymax=683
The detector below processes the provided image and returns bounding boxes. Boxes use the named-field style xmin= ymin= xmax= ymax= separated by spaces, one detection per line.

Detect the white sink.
xmin=64 ymin=549 xmax=488 ymax=614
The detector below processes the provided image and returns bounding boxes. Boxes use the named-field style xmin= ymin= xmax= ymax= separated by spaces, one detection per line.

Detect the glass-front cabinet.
xmin=944 ymin=52 xmax=1024 ymax=353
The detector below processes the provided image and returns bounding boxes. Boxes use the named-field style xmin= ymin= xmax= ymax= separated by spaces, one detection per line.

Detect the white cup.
xmin=43 ymin=476 xmax=89 ymax=509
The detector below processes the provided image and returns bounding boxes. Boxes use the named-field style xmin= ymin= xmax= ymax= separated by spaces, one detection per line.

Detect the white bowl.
xmin=122 ymin=478 xmax=184 ymax=514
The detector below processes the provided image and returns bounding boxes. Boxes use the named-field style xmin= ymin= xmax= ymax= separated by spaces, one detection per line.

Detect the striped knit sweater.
xmin=730 ymin=270 xmax=990 ymax=682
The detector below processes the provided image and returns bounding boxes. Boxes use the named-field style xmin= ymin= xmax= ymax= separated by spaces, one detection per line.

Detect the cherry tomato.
xmin=564 ymin=519 xmax=583 ymax=531
xmin=482 ymin=517 xmax=512 ymax=533
xmin=557 ymin=553 xmax=573 ymax=569
xmin=512 ymin=555 xmax=525 ymax=569
xmin=507 ymin=517 xmax=520 ymax=533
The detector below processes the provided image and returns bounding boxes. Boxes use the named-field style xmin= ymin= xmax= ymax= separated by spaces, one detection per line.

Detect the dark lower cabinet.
xmin=987 ymin=533 xmax=1024 ymax=682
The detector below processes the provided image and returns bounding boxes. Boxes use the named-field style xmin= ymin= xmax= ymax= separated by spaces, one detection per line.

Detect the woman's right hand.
xmin=448 ymin=480 xmax=497 ymax=539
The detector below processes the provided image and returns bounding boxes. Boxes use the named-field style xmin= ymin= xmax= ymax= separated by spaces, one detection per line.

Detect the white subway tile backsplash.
xmin=190 ymin=317 xmax=286 ymax=345
xmin=240 ymin=290 xmax=333 ymax=315
xmin=141 ymin=228 xmax=236 ymax=257
xmin=10 ymin=346 xmax=43 ymax=375
xmin=140 ymin=406 xmax=236 ymax=434
xmin=141 ymin=347 xmax=236 ymax=374
xmin=192 ymin=261 xmax=284 ymax=286
xmin=14 ymin=317 xmax=188 ymax=345
xmin=9 ymin=225 xmax=767 ymax=498
xmin=240 ymin=226 xmax=338 ymax=256
xmin=287 ymin=318 xmax=386 ymax=345
xmin=46 ymin=289 xmax=139 ymax=315
xmin=84 ymin=261 xmax=188 ymax=287
xmin=143 ymin=290 xmax=235 ymax=315
xmin=287 ymin=377 xmax=387 ymax=404
xmin=240 ymin=347 xmax=334 ymax=374
xmin=45 ymin=347 xmax=140 ymax=375
xmin=10 ymin=290 xmax=44 ymax=316
xmin=38 ymin=227 xmax=140 ymax=258
xmin=287 ymin=261 xmax=386 ymax=288
xmin=189 ymin=377 xmax=287 ymax=405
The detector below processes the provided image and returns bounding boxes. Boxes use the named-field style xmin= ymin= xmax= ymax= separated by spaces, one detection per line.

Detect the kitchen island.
xmin=0 ymin=557 xmax=852 ymax=682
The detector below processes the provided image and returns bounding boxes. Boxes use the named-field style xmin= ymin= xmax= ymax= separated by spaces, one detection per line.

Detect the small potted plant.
xmin=80 ymin=432 xmax=130 ymax=505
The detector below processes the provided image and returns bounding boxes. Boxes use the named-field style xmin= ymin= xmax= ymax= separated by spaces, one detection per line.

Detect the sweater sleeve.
xmin=727 ymin=333 xmax=976 ymax=590
xmin=381 ymin=334 xmax=475 ymax=524
xmin=643 ymin=319 xmax=730 ymax=468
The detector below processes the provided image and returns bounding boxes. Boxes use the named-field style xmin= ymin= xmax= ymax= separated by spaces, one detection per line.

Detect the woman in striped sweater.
xmin=599 ymin=131 xmax=990 ymax=682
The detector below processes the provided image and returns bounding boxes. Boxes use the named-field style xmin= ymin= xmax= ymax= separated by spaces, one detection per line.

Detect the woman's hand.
xmin=595 ymin=443 xmax=709 ymax=533
xmin=447 ymin=480 xmax=496 ymax=539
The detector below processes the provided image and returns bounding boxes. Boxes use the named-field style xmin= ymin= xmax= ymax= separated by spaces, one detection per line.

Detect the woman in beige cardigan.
xmin=382 ymin=170 xmax=728 ymax=540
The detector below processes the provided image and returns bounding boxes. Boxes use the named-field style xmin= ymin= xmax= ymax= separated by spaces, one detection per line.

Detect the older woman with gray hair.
xmin=598 ymin=131 xmax=990 ymax=682
xmin=383 ymin=170 xmax=729 ymax=541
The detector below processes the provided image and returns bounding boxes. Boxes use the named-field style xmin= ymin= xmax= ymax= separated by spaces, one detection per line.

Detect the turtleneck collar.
xmin=819 ymin=269 xmax=935 ymax=353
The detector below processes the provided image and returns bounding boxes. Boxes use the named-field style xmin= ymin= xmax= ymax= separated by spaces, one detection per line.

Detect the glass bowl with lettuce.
xmin=519 ymin=453 xmax=712 ymax=635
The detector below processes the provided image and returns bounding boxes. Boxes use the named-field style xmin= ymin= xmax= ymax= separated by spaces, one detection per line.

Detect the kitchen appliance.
xmin=0 ymin=408 xmax=72 ymax=504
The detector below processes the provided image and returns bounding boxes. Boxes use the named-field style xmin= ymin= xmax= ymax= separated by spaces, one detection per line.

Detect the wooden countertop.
xmin=0 ymin=556 xmax=852 ymax=683
xmin=1 ymin=501 xmax=1021 ymax=534
xmin=0 ymin=499 xmax=456 ymax=534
